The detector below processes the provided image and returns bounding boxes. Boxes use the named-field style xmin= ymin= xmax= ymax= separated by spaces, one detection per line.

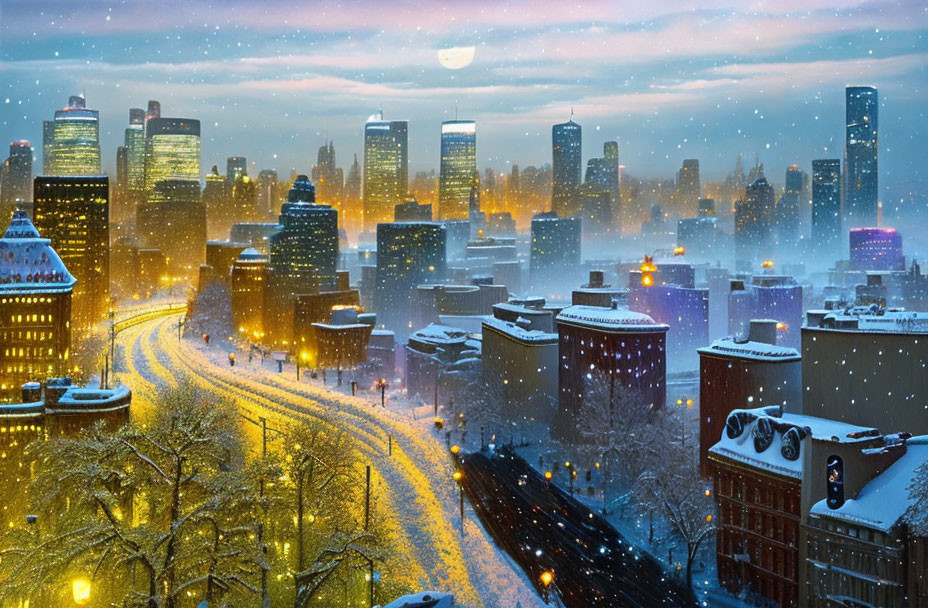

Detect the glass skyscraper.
xmin=845 ymin=86 xmax=878 ymax=227
xmin=363 ymin=114 xmax=408 ymax=233
xmin=143 ymin=117 xmax=201 ymax=197
xmin=552 ymin=119 xmax=582 ymax=217
xmin=776 ymin=165 xmax=802 ymax=247
xmin=124 ymin=108 xmax=146 ymax=196
xmin=812 ymin=159 xmax=842 ymax=252
xmin=43 ymin=96 xmax=101 ymax=177
xmin=438 ymin=120 xmax=476 ymax=220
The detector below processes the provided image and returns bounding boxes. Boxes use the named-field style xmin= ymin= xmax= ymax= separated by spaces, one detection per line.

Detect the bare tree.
xmin=0 ymin=382 xmax=260 ymax=608
xmin=574 ymin=371 xmax=655 ymax=513
xmin=636 ymin=406 xmax=715 ymax=591
xmin=186 ymin=279 xmax=233 ymax=341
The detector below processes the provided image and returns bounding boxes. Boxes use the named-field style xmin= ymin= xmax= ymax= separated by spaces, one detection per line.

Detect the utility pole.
xmin=364 ymin=465 xmax=371 ymax=531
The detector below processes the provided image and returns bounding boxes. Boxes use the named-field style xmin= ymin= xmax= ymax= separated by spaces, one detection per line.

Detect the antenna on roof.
xmin=570 ymin=106 xmax=574 ymax=121
xmin=455 ymin=102 xmax=458 ymax=121
xmin=379 ymin=102 xmax=383 ymax=120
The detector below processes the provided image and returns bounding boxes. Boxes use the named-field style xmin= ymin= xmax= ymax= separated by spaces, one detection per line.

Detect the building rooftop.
xmin=697 ymin=336 xmax=801 ymax=362
xmin=482 ymin=316 xmax=558 ymax=344
xmin=810 ymin=436 xmax=928 ymax=532
xmin=709 ymin=406 xmax=879 ymax=479
xmin=556 ymin=305 xmax=668 ymax=333
xmin=0 ymin=210 xmax=76 ymax=292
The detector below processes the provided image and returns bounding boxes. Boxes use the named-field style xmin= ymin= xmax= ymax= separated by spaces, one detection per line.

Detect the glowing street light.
xmin=376 ymin=378 xmax=388 ymax=407
xmin=453 ymin=470 xmax=465 ymax=535
xmin=72 ymin=577 xmax=91 ymax=605
xmin=540 ymin=570 xmax=554 ymax=603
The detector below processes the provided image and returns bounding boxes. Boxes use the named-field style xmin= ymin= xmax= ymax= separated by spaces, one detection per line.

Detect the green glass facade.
xmin=43 ymin=105 xmax=101 ymax=177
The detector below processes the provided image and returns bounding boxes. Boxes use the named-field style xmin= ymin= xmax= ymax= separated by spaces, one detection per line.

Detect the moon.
xmin=438 ymin=46 xmax=476 ymax=70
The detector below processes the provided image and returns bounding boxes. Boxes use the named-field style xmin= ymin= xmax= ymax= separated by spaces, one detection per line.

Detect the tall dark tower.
xmin=734 ymin=175 xmax=776 ymax=264
xmin=552 ymin=119 xmax=582 ymax=217
xmin=845 ymin=86 xmax=878 ymax=227
xmin=812 ymin=159 xmax=842 ymax=253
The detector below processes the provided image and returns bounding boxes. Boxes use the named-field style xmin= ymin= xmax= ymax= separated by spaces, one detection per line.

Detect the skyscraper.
xmin=256 ymin=169 xmax=280 ymax=216
xmin=33 ymin=176 xmax=110 ymax=330
xmin=232 ymin=171 xmax=259 ymax=222
xmin=734 ymin=175 xmax=776 ymax=264
xmin=124 ymin=108 xmax=146 ymax=198
xmin=137 ymin=179 xmax=207 ymax=279
xmin=226 ymin=156 xmax=247 ymax=186
xmin=0 ymin=141 xmax=32 ymax=211
xmin=267 ymin=175 xmax=339 ymax=343
xmin=776 ymin=165 xmax=802 ymax=247
xmin=552 ymin=119 xmax=582 ymax=217
xmin=363 ymin=114 xmax=408 ymax=233
xmin=143 ymin=117 xmax=200 ymax=196
xmin=530 ymin=211 xmax=581 ymax=285
xmin=845 ymin=86 xmax=878 ymax=227
xmin=582 ymin=141 xmax=620 ymax=235
xmin=676 ymin=159 xmax=700 ymax=217
xmin=203 ymin=165 xmax=228 ymax=239
xmin=311 ymin=141 xmax=343 ymax=205
xmin=0 ymin=210 xmax=75 ymax=400
xmin=374 ymin=222 xmax=446 ymax=338
xmin=812 ymin=159 xmax=842 ymax=252
xmin=438 ymin=120 xmax=477 ymax=220
xmin=43 ymin=96 xmax=101 ymax=177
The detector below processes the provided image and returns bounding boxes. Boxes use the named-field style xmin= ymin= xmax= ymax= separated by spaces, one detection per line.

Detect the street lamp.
xmin=376 ymin=378 xmax=388 ymax=407
xmin=544 ymin=470 xmax=552 ymax=488
xmin=72 ymin=577 xmax=91 ymax=605
xmin=453 ymin=470 xmax=465 ymax=535
xmin=539 ymin=570 xmax=554 ymax=604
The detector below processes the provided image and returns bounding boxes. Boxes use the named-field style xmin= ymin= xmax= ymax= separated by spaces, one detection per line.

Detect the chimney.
xmin=748 ymin=319 xmax=777 ymax=345
xmin=588 ymin=270 xmax=604 ymax=288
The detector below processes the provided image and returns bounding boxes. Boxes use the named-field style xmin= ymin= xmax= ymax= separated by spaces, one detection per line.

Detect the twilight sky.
xmin=0 ymin=0 xmax=926 ymax=186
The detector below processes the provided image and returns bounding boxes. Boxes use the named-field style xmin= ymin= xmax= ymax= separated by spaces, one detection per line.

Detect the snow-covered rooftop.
xmin=709 ymin=406 xmax=878 ymax=480
xmin=810 ymin=436 xmax=928 ymax=532
xmin=482 ymin=316 xmax=558 ymax=344
xmin=556 ymin=305 xmax=667 ymax=333
xmin=697 ymin=336 xmax=801 ymax=362
xmin=0 ymin=210 xmax=76 ymax=292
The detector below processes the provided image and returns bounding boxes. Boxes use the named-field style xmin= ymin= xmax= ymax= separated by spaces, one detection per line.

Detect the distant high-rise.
xmin=734 ymin=175 xmax=776 ymax=264
xmin=845 ymin=86 xmax=878 ymax=227
xmin=256 ymin=169 xmax=279 ymax=216
xmin=582 ymin=141 xmax=620 ymax=235
xmin=363 ymin=114 xmax=408 ymax=232
xmin=811 ymin=159 xmax=842 ymax=252
xmin=43 ymin=96 xmax=101 ymax=176
xmin=137 ymin=179 xmax=207 ymax=279
xmin=530 ymin=211 xmax=581 ymax=284
xmin=267 ymin=175 xmax=339 ymax=343
xmin=438 ymin=120 xmax=477 ymax=220
xmin=1 ymin=141 xmax=32 ymax=210
xmin=552 ymin=119 xmax=582 ymax=217
xmin=394 ymin=198 xmax=432 ymax=222
xmin=311 ymin=141 xmax=343 ymax=204
xmin=226 ymin=156 xmax=247 ymax=187
xmin=676 ymin=159 xmax=700 ymax=217
xmin=143 ymin=117 xmax=200 ymax=196
xmin=849 ymin=227 xmax=904 ymax=272
xmin=203 ymin=166 xmax=228 ymax=240
xmin=124 ymin=108 xmax=146 ymax=196
xmin=775 ymin=165 xmax=802 ymax=247
xmin=33 ymin=176 xmax=109 ymax=330
xmin=374 ymin=222 xmax=446 ymax=338
xmin=232 ymin=172 xmax=258 ymax=223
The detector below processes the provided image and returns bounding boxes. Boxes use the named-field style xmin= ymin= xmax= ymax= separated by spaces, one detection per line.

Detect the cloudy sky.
xmin=0 ymin=0 xmax=925 ymax=185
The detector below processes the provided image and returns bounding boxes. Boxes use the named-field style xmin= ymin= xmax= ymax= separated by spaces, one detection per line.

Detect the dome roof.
xmin=0 ymin=210 xmax=76 ymax=292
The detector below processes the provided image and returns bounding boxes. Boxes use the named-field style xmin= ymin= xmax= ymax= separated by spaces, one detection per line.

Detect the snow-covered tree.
xmin=186 ymin=279 xmax=234 ymax=342
xmin=574 ymin=372 xmax=655 ymax=512
xmin=635 ymin=406 xmax=715 ymax=592
xmin=905 ymin=460 xmax=928 ymax=536
xmin=0 ymin=382 xmax=260 ymax=608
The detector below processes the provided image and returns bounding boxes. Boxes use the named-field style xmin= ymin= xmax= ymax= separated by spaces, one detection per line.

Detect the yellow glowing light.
xmin=544 ymin=471 xmax=553 ymax=480
xmin=776 ymin=322 xmax=789 ymax=331
xmin=641 ymin=274 xmax=653 ymax=287
xmin=452 ymin=471 xmax=463 ymax=482
xmin=673 ymin=246 xmax=686 ymax=256
xmin=540 ymin=570 xmax=554 ymax=587
xmin=450 ymin=445 xmax=460 ymax=455
xmin=72 ymin=578 xmax=91 ymax=605
xmin=761 ymin=260 xmax=775 ymax=269
xmin=705 ymin=489 xmax=712 ymax=497
xmin=706 ymin=514 xmax=713 ymax=523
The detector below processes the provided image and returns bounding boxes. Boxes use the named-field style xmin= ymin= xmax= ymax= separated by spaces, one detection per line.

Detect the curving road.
xmin=113 ymin=313 xmax=545 ymax=608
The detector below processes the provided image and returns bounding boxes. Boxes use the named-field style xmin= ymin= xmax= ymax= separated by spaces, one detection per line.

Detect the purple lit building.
xmin=849 ymin=227 xmax=904 ymax=272
xmin=729 ymin=274 xmax=803 ymax=349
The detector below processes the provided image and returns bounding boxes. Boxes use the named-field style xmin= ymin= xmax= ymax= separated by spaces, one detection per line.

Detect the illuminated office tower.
xmin=203 ymin=165 xmax=228 ymax=239
xmin=43 ymin=96 xmax=101 ymax=177
xmin=811 ymin=159 xmax=842 ymax=252
xmin=226 ymin=156 xmax=247 ymax=187
xmin=142 ymin=117 xmax=200 ymax=196
xmin=33 ymin=176 xmax=110 ymax=330
xmin=363 ymin=114 xmax=408 ymax=232
xmin=124 ymin=108 xmax=146 ymax=198
xmin=0 ymin=210 xmax=75 ymax=400
xmin=374 ymin=222 xmax=446 ymax=338
xmin=845 ymin=86 xmax=878 ymax=227
xmin=438 ymin=120 xmax=477 ymax=220
xmin=232 ymin=171 xmax=259 ymax=222
xmin=267 ymin=175 xmax=339 ymax=343
xmin=775 ymin=165 xmax=802 ymax=247
xmin=311 ymin=141 xmax=343 ymax=205
xmin=552 ymin=119 xmax=582 ymax=217
xmin=137 ymin=179 xmax=206 ymax=280
xmin=1 ymin=141 xmax=32 ymax=211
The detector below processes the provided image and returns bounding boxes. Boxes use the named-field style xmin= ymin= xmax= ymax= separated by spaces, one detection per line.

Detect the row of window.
xmin=8 ymin=314 xmax=53 ymax=323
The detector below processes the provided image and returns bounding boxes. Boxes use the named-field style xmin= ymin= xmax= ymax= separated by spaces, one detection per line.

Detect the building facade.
xmin=363 ymin=115 xmax=408 ymax=232
xmin=552 ymin=119 xmax=582 ymax=218
xmin=845 ymin=86 xmax=879 ymax=228
xmin=849 ymin=227 xmax=904 ymax=272
xmin=43 ymin=96 xmax=101 ymax=177
xmin=438 ymin=120 xmax=477 ymax=220
xmin=230 ymin=248 xmax=267 ymax=341
xmin=811 ymin=159 xmax=842 ymax=253
xmin=530 ymin=212 xmax=581 ymax=287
